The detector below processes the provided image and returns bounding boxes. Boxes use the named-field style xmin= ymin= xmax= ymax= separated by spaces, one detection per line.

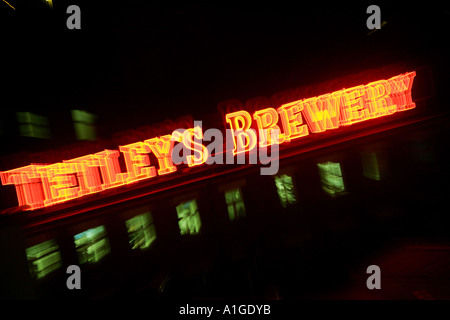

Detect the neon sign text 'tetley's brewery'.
xmin=0 ymin=72 xmax=416 ymax=211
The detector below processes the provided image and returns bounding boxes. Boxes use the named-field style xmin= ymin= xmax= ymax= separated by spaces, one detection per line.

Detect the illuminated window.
xmin=225 ymin=188 xmax=246 ymax=221
xmin=125 ymin=212 xmax=157 ymax=250
xmin=317 ymin=161 xmax=345 ymax=196
xmin=176 ymin=199 xmax=201 ymax=235
xmin=274 ymin=174 xmax=297 ymax=208
xmin=361 ymin=152 xmax=381 ymax=181
xmin=71 ymin=110 xmax=97 ymax=141
xmin=26 ymin=239 xmax=62 ymax=279
xmin=74 ymin=225 xmax=110 ymax=264
xmin=16 ymin=112 xmax=51 ymax=139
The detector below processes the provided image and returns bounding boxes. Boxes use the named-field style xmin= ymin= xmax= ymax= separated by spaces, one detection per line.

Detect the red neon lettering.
xmin=0 ymin=71 xmax=417 ymax=212
xmin=339 ymin=85 xmax=370 ymax=126
xmin=37 ymin=163 xmax=79 ymax=206
xmin=0 ymin=165 xmax=47 ymax=209
xmin=186 ymin=127 xmax=209 ymax=167
xmin=63 ymin=155 xmax=103 ymax=195
xmin=302 ymin=92 xmax=342 ymax=133
xmin=253 ymin=108 xmax=285 ymax=146
xmin=172 ymin=127 xmax=209 ymax=167
xmin=277 ymin=100 xmax=309 ymax=142
xmin=387 ymin=72 xmax=416 ymax=111
xmin=364 ymin=79 xmax=396 ymax=118
xmin=119 ymin=142 xmax=156 ymax=183
xmin=145 ymin=135 xmax=177 ymax=175
xmin=225 ymin=111 xmax=258 ymax=155
xmin=95 ymin=150 xmax=128 ymax=189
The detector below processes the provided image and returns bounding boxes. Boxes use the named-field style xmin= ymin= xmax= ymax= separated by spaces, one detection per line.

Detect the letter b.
xmin=263 ymin=305 xmax=270 ymax=314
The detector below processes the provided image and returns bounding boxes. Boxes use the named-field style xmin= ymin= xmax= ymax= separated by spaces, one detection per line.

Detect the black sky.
xmin=1 ymin=1 xmax=449 ymax=141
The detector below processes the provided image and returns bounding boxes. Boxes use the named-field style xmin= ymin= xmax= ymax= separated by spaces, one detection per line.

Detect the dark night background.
xmin=1 ymin=1 xmax=449 ymax=156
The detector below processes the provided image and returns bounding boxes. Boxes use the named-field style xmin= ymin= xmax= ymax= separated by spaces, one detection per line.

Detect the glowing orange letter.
xmin=225 ymin=110 xmax=257 ymax=155
xmin=253 ymin=108 xmax=285 ymax=147
xmin=94 ymin=150 xmax=128 ymax=189
xmin=64 ymin=155 xmax=103 ymax=196
xmin=339 ymin=86 xmax=370 ymax=126
xmin=302 ymin=92 xmax=342 ymax=133
xmin=0 ymin=165 xmax=47 ymax=210
xmin=37 ymin=163 xmax=80 ymax=206
xmin=277 ymin=100 xmax=309 ymax=142
xmin=180 ymin=127 xmax=209 ymax=167
xmin=364 ymin=80 xmax=396 ymax=118
xmin=388 ymin=71 xmax=416 ymax=112
xmin=119 ymin=142 xmax=156 ymax=183
xmin=145 ymin=134 xmax=177 ymax=175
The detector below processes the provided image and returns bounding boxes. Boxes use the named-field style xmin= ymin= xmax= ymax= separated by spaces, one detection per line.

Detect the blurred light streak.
xmin=274 ymin=174 xmax=297 ymax=207
xmin=176 ymin=199 xmax=201 ymax=235
xmin=367 ymin=21 xmax=387 ymax=36
xmin=2 ymin=0 xmax=15 ymax=10
xmin=225 ymin=188 xmax=246 ymax=220
xmin=45 ymin=0 xmax=53 ymax=8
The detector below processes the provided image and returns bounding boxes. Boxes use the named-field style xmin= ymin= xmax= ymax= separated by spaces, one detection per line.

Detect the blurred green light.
xmin=125 ymin=212 xmax=157 ymax=250
xmin=225 ymin=188 xmax=246 ymax=221
xmin=71 ymin=110 xmax=96 ymax=124
xmin=176 ymin=200 xmax=201 ymax=235
xmin=362 ymin=152 xmax=381 ymax=181
xmin=317 ymin=161 xmax=345 ymax=196
xmin=74 ymin=225 xmax=110 ymax=264
xmin=274 ymin=174 xmax=297 ymax=208
xmin=26 ymin=239 xmax=62 ymax=279
xmin=71 ymin=110 xmax=97 ymax=141
xmin=16 ymin=112 xmax=51 ymax=139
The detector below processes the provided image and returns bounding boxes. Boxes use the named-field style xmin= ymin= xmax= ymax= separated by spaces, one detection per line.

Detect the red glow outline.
xmin=0 ymin=72 xmax=416 ymax=211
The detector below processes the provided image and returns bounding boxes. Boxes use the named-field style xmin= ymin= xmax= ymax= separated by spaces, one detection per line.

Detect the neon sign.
xmin=0 ymin=72 xmax=416 ymax=211
xmin=225 ymin=72 xmax=416 ymax=154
